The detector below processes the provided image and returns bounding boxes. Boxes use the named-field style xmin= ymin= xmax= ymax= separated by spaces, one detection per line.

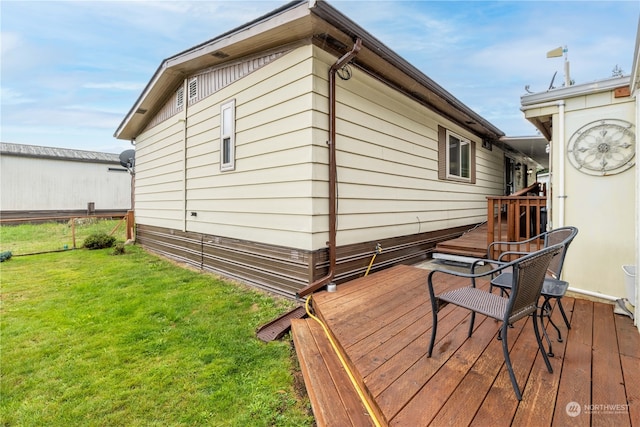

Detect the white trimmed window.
xmin=188 ymin=77 xmax=198 ymax=101
xmin=220 ymin=99 xmax=236 ymax=171
xmin=176 ymin=87 xmax=184 ymax=109
xmin=446 ymin=130 xmax=471 ymax=180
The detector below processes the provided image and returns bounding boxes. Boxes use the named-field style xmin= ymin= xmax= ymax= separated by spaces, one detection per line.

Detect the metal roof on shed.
xmin=0 ymin=142 xmax=120 ymax=164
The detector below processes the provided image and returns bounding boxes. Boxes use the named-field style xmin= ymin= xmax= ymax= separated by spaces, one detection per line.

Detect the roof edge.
xmin=1 ymin=142 xmax=121 ymax=164
xmin=521 ymin=75 xmax=631 ymax=106
xmin=115 ymin=0 xmax=504 ymax=141
xmin=311 ymin=0 xmax=504 ymax=139
xmin=114 ymin=0 xmax=309 ymax=140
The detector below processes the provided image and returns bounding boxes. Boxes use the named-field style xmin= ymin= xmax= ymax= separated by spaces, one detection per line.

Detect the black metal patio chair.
xmin=427 ymin=244 xmax=564 ymax=401
xmin=487 ymin=226 xmax=578 ymax=356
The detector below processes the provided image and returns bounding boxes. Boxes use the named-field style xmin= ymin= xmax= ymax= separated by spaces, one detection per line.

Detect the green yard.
xmin=0 ymin=217 xmax=128 ymax=255
xmin=0 ymin=237 xmax=313 ymax=426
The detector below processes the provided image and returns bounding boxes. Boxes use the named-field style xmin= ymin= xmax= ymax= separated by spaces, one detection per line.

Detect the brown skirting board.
xmin=136 ymin=223 xmax=474 ymax=297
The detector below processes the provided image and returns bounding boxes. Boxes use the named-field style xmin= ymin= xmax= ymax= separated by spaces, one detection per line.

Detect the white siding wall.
xmin=0 ymin=156 xmax=131 ymax=211
xmin=134 ymin=43 xmax=506 ymax=251
xmin=312 ymin=47 xmax=505 ymax=247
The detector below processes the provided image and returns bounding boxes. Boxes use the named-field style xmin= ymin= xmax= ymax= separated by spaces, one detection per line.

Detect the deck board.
xmin=434 ymin=223 xmax=494 ymax=258
xmin=510 ymin=296 xmax=575 ymax=427
xmin=292 ymin=264 xmax=640 ymax=426
xmin=291 ymin=318 xmax=376 ymax=427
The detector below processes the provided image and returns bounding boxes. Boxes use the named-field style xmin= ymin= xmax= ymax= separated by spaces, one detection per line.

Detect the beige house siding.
xmin=134 ymin=42 xmax=506 ymax=254
xmin=184 ymin=44 xmax=318 ymax=250
xmin=134 ymin=114 xmax=186 ymax=230
xmin=133 ymin=44 xmax=319 ymax=249
xmin=312 ymin=47 xmax=505 ymax=247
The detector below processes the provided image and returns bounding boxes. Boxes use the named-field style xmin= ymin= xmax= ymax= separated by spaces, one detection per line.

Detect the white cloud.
xmin=1 ymin=0 xmax=638 ymax=149
xmin=83 ymin=82 xmax=146 ymax=91
xmin=0 ymin=88 xmax=35 ymax=105
xmin=0 ymin=32 xmax=22 ymax=55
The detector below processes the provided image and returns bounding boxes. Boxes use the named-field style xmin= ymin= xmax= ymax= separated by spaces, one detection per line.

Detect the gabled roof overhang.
xmin=115 ymin=0 xmax=503 ymax=141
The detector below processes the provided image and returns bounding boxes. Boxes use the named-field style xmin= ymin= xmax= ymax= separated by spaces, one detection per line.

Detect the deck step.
xmin=434 ymin=244 xmax=487 ymax=258
xmin=432 ymin=252 xmax=485 ymax=265
xmin=291 ymin=318 xmax=376 ymax=427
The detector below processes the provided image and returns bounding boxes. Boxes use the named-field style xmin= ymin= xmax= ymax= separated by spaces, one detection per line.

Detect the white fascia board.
xmin=164 ymin=3 xmax=310 ymax=69
xmin=521 ymin=76 xmax=631 ymax=106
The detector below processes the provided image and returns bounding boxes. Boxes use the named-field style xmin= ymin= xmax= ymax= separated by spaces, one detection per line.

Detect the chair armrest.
xmin=497 ymin=251 xmax=529 ymax=262
xmin=487 ymin=232 xmax=546 ymax=257
xmin=427 ymin=259 xmax=512 ymax=299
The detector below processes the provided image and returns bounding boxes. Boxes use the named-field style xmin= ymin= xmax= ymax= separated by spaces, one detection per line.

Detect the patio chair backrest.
xmin=507 ymin=244 xmax=565 ymax=324
xmin=543 ymin=226 xmax=578 ymax=278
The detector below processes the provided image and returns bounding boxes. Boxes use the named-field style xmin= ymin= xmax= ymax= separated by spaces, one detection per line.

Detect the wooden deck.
xmin=434 ymin=223 xmax=493 ymax=258
xmin=291 ymin=264 xmax=640 ymax=427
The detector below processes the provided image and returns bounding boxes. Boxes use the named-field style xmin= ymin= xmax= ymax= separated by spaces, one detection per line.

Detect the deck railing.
xmin=486 ymin=193 xmax=547 ymax=259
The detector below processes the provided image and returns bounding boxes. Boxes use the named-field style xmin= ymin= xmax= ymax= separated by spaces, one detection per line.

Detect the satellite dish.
xmin=119 ymin=149 xmax=135 ymax=173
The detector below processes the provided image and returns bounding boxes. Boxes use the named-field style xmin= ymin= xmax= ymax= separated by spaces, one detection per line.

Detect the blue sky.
xmin=1 ymin=0 xmax=638 ymax=154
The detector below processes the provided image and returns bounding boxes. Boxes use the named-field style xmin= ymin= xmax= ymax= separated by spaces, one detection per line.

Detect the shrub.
xmin=83 ymin=233 xmax=116 ymax=250
xmin=0 ymin=251 xmax=12 ymax=262
xmin=111 ymin=242 xmax=126 ymax=255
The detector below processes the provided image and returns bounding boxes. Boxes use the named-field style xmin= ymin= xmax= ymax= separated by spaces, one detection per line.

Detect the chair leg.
xmin=539 ymin=300 xmax=555 ymax=357
xmin=468 ymin=311 xmax=476 ymax=337
xmin=427 ymin=299 xmax=438 ymax=358
xmin=545 ymin=304 xmax=563 ymax=342
xmin=533 ymin=310 xmax=553 ymax=374
xmin=500 ymin=322 xmax=522 ymax=401
xmin=557 ymin=298 xmax=571 ymax=330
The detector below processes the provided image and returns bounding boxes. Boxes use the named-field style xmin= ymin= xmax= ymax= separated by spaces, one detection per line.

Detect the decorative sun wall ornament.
xmin=567 ymin=119 xmax=635 ymax=176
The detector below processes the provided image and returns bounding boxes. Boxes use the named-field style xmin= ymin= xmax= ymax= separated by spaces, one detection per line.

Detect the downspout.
xmin=297 ymin=38 xmax=362 ymax=298
xmin=557 ymin=101 xmax=566 ymax=227
xmin=521 ymin=100 xmax=566 ymax=228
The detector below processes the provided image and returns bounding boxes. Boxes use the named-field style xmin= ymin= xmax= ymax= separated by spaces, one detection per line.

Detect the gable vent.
xmin=176 ymin=87 xmax=184 ymax=109
xmin=211 ymin=51 xmax=229 ymax=58
xmin=136 ymin=108 xmax=147 ymax=115
xmin=188 ymin=77 xmax=198 ymax=101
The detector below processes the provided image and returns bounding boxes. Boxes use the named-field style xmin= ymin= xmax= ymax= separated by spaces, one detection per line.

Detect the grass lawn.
xmin=0 ymin=218 xmax=128 ymax=255
xmin=0 ymin=245 xmax=313 ymax=426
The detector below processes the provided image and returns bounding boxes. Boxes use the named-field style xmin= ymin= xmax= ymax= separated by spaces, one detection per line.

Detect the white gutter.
xmin=520 ymin=100 xmax=567 ymax=227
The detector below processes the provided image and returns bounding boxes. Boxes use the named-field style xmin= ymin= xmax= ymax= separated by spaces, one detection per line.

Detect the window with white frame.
xmin=437 ymin=125 xmax=476 ymax=183
xmin=220 ymin=99 xmax=236 ymax=171
xmin=446 ymin=130 xmax=471 ymax=180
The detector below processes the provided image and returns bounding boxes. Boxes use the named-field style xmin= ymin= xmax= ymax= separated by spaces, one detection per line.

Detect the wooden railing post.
xmin=486 ymin=195 xmax=546 ymax=259
xmin=487 ymin=197 xmax=495 ymax=247
xmin=126 ymin=210 xmax=135 ymax=241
